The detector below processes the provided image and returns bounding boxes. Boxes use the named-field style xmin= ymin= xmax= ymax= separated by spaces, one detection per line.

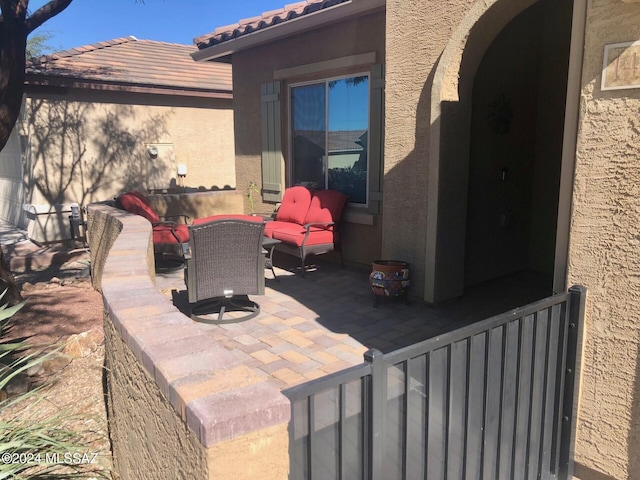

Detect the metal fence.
xmin=284 ymin=286 xmax=586 ymax=480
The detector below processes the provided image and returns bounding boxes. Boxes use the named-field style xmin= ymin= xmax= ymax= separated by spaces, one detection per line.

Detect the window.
xmin=290 ymin=74 xmax=369 ymax=205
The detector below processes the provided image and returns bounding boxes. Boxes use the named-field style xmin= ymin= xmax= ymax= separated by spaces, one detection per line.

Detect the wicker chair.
xmin=185 ymin=218 xmax=265 ymax=323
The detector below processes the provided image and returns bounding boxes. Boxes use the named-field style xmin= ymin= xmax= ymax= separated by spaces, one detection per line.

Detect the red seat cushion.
xmin=152 ymin=224 xmax=189 ymax=244
xmin=275 ymin=186 xmax=312 ymax=225
xmin=270 ymin=223 xmax=334 ymax=246
xmin=263 ymin=220 xmax=296 ymax=238
xmin=118 ymin=191 xmax=160 ymax=223
xmin=304 ymin=190 xmax=347 ymax=228
xmin=193 ymin=214 xmax=262 ymax=225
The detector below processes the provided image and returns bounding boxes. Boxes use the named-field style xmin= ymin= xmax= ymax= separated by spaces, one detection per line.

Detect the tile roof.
xmin=26 ymin=36 xmax=232 ymax=96
xmin=194 ymin=0 xmax=350 ymax=50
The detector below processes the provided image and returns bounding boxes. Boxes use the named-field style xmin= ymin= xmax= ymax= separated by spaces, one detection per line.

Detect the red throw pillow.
xmin=304 ymin=190 xmax=347 ymax=227
xmin=275 ymin=186 xmax=312 ymax=225
xmin=118 ymin=191 xmax=160 ymax=223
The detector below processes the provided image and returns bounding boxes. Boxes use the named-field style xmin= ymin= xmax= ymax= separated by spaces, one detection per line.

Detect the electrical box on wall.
xmin=144 ymin=143 xmax=176 ymax=191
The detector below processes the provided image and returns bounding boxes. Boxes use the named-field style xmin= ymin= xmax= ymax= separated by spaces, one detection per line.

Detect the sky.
xmin=28 ymin=0 xmax=292 ymax=53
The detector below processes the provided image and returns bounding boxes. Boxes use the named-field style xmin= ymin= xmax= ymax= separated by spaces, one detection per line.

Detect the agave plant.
xmin=0 ymin=290 xmax=111 ymax=479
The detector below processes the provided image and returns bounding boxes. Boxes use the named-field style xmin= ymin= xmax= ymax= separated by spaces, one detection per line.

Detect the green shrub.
xmin=0 ymin=290 xmax=110 ymax=479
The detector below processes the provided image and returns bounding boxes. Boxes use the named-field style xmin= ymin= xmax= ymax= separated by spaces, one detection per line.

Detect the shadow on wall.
xmin=383 ymin=0 xmax=571 ymax=303
xmin=147 ymin=187 xmax=245 ymax=222
xmin=156 ymin=181 xmax=235 ymax=194
xmin=25 ymin=100 xmax=171 ymax=209
xmin=379 ymin=61 xmax=436 ymax=296
xmin=23 ymin=100 xmax=172 ymax=242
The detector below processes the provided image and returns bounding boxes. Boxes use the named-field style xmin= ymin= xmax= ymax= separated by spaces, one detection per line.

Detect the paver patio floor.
xmin=155 ymin=254 xmax=552 ymax=391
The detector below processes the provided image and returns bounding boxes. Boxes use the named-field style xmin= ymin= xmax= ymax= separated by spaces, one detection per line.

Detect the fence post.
xmin=558 ymin=285 xmax=586 ymax=479
xmin=364 ymin=348 xmax=385 ymax=480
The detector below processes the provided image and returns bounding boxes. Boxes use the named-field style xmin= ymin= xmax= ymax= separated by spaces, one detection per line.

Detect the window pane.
xmin=328 ymin=76 xmax=368 ymax=204
xmin=292 ymin=84 xmax=326 ymax=190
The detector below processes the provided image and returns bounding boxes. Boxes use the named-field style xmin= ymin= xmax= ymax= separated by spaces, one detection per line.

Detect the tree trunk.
xmin=0 ymin=1 xmax=75 ymax=305
xmin=0 ymin=247 xmax=22 ymax=306
xmin=0 ymin=22 xmax=27 ymax=305
xmin=0 ymin=20 xmax=27 ymax=153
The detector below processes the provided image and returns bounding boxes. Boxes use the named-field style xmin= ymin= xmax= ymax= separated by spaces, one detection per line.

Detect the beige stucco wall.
xmin=231 ymin=11 xmax=385 ymax=268
xmin=567 ymin=1 xmax=640 ymax=479
xmin=20 ymin=89 xmax=235 ymax=243
xmin=105 ymin=317 xmax=290 ymax=480
xmin=147 ymin=190 xmax=245 ymax=221
xmin=387 ymin=0 xmax=639 ymax=477
xmin=104 ymin=317 xmax=210 ymax=480
xmin=384 ymin=0 xmax=476 ymax=299
xmin=385 ymin=0 xmax=559 ymax=300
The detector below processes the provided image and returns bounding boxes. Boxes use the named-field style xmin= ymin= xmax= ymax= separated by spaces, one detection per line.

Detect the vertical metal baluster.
xmin=365 ymin=349 xmax=385 ymax=480
xmin=363 ymin=375 xmax=370 ymax=480
xmin=340 ymin=383 xmax=346 ymax=480
xmin=403 ymin=359 xmax=411 ymax=479
xmin=550 ymin=300 xmax=569 ymax=474
xmin=308 ymin=395 xmax=315 ymax=480
xmin=424 ymin=352 xmax=430 ymax=480
xmin=558 ymin=286 xmax=586 ymax=479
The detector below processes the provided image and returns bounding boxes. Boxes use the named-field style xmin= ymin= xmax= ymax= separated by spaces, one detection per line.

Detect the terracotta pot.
xmin=369 ymin=260 xmax=410 ymax=297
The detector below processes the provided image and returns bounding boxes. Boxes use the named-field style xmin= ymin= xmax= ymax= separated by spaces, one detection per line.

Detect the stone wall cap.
xmin=98 ymin=204 xmax=291 ymax=448
xmin=186 ymin=381 xmax=291 ymax=447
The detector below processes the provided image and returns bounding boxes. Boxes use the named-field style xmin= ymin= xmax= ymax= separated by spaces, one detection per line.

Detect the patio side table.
xmin=262 ymin=237 xmax=281 ymax=279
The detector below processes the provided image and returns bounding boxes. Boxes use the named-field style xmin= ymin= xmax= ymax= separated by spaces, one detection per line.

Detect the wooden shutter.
xmin=261 ymin=81 xmax=283 ymax=202
xmin=368 ymin=64 xmax=384 ymax=215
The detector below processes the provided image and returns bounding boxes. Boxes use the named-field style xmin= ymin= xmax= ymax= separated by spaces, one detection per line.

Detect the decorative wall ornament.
xmin=602 ymin=41 xmax=640 ymax=91
xmin=487 ymin=93 xmax=513 ymax=135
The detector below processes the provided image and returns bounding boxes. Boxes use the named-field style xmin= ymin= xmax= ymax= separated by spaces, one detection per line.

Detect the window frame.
xmin=287 ymin=71 xmax=371 ymax=208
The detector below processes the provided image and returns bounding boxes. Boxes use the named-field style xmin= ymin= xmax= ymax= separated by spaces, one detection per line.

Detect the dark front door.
xmin=464 ymin=0 xmax=572 ymax=288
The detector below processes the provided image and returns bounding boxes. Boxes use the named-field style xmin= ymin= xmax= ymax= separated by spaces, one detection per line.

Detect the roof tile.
xmin=194 ymin=0 xmax=350 ymax=50
xmin=27 ymin=36 xmax=232 ymax=94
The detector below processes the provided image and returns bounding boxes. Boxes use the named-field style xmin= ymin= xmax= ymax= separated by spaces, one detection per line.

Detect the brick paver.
xmin=155 ymin=258 xmax=551 ymax=394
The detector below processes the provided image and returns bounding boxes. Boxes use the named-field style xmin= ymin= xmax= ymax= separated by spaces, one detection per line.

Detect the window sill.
xmin=343 ymin=208 xmax=377 ymax=226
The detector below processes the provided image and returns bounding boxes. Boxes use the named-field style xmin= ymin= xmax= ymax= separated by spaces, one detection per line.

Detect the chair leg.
xmin=217 ymin=304 xmax=227 ymax=322
xmin=190 ymin=296 xmax=260 ymax=324
xmin=300 ymin=250 xmax=307 ymax=277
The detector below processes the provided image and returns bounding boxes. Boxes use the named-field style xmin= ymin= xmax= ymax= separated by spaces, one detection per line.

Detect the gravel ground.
xmin=1 ymin=245 xmax=113 ymax=478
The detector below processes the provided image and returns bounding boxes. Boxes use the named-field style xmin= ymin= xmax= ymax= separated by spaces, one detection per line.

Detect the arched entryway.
xmin=425 ymin=0 xmax=578 ymax=303
xmin=465 ymin=0 xmax=572 ymax=288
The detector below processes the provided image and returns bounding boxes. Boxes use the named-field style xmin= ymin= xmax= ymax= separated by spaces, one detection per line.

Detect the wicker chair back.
xmin=186 ymin=219 xmax=266 ymax=305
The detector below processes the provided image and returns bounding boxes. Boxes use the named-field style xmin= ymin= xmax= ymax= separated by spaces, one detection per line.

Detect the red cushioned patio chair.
xmin=116 ymin=191 xmax=190 ymax=267
xmin=263 ymin=186 xmax=347 ymax=276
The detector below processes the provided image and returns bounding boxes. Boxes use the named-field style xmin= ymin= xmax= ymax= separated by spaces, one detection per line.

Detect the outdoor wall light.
xmin=147 ymin=145 xmax=158 ymax=158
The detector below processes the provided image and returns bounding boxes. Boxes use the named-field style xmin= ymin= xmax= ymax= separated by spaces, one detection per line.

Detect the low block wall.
xmin=147 ymin=190 xmax=245 ymax=223
xmin=87 ymin=203 xmax=290 ymax=480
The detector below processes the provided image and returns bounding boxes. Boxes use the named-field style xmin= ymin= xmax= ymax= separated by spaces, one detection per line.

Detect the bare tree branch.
xmin=26 ymin=0 xmax=74 ymax=34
